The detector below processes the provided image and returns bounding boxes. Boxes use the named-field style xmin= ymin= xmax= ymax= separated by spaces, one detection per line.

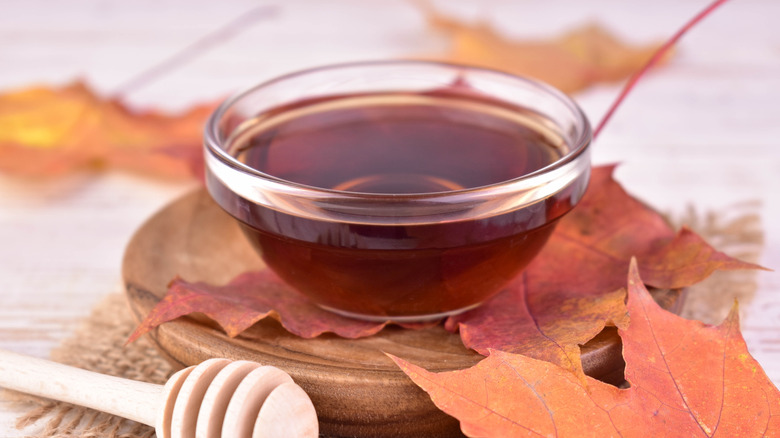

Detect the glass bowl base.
xmin=317 ymin=303 xmax=483 ymax=323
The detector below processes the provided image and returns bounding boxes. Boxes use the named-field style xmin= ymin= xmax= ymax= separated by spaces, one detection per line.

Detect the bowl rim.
xmin=203 ymin=59 xmax=592 ymax=201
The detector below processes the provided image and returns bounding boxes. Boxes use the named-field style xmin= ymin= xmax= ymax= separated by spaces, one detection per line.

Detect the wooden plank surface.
xmin=2 ymin=0 xmax=779 ymax=435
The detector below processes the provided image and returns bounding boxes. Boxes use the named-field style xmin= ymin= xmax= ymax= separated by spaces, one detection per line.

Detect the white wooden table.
xmin=1 ymin=0 xmax=779 ymax=435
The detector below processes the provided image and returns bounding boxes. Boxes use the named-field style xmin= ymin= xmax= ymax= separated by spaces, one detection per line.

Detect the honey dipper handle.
xmin=0 ymin=349 xmax=163 ymax=427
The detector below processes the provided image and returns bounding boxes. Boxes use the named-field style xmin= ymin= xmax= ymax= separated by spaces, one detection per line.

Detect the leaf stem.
xmin=111 ymin=4 xmax=278 ymax=98
xmin=593 ymin=0 xmax=731 ymax=140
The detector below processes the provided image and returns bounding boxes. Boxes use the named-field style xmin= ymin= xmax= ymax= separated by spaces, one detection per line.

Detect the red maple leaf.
xmin=130 ymin=167 xmax=763 ymax=361
xmin=127 ymin=270 xmax=434 ymax=343
xmin=443 ymin=166 xmax=764 ymax=374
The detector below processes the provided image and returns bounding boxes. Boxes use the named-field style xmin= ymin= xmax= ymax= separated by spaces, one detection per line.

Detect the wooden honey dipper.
xmin=0 ymin=349 xmax=318 ymax=438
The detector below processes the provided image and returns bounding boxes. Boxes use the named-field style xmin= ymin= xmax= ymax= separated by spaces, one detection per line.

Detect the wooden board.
xmin=123 ymin=189 xmax=684 ymax=438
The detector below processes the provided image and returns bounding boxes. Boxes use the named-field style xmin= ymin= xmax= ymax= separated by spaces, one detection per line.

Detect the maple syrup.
xmin=204 ymin=62 xmax=591 ymax=320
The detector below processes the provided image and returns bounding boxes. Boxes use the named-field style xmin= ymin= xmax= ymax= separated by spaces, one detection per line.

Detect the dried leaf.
xmin=444 ymin=278 xmax=628 ymax=375
xmin=392 ymin=260 xmax=780 ymax=438
xmin=0 ymin=81 xmax=214 ymax=178
xmin=418 ymin=3 xmax=667 ymax=94
xmin=132 ymin=166 xmax=762 ymax=347
xmin=128 ymin=270 xmax=434 ymax=343
xmin=444 ymin=166 xmax=764 ymax=372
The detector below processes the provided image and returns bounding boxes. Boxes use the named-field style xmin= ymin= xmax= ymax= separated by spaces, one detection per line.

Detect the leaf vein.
xmin=639 ymin=293 xmax=714 ymax=437
xmin=412 ymin=365 xmax=548 ymax=437
xmin=522 ymin=273 xmax=575 ymax=371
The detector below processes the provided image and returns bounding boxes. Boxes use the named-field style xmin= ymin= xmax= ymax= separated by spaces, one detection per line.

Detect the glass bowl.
xmin=203 ymin=61 xmax=591 ymax=322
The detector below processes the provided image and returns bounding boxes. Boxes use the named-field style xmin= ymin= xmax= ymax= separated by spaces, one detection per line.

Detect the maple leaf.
xmin=416 ymin=2 xmax=667 ymax=94
xmin=131 ymin=166 xmax=762 ymax=353
xmin=443 ymin=282 xmax=629 ymax=377
xmin=444 ymin=165 xmax=764 ymax=374
xmin=127 ymin=270 xmax=434 ymax=343
xmin=392 ymin=259 xmax=780 ymax=438
xmin=0 ymin=81 xmax=214 ymax=178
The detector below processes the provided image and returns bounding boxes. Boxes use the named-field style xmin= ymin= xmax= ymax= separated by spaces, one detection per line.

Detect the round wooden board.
xmin=123 ymin=189 xmax=684 ymax=438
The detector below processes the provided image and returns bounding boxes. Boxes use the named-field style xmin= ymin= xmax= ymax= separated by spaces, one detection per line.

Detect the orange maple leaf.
xmin=0 ymin=81 xmax=215 ymax=178
xmin=417 ymin=2 xmax=668 ymax=94
xmin=392 ymin=259 xmax=780 ymax=437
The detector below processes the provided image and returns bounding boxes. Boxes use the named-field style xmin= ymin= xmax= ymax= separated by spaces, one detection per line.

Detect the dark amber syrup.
xmin=208 ymin=91 xmax=587 ymax=318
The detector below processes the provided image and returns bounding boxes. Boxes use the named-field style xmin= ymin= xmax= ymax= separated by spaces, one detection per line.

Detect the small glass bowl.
xmin=204 ymin=61 xmax=591 ymax=322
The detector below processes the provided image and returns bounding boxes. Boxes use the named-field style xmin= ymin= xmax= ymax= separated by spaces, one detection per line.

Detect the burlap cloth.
xmin=2 ymin=203 xmax=765 ymax=438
